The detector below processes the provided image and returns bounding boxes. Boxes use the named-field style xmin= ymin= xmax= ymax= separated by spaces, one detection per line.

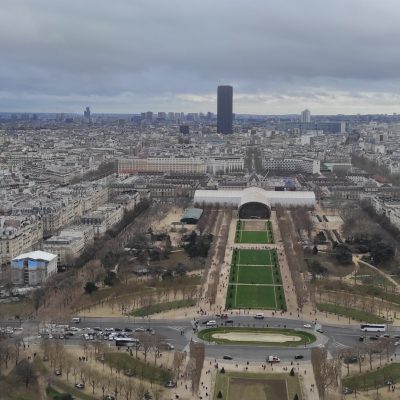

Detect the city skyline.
xmin=2 ymin=0 xmax=400 ymax=114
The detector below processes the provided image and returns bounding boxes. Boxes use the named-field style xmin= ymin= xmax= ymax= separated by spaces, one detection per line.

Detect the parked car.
xmin=54 ymin=369 xmax=62 ymax=376
xmin=223 ymin=355 xmax=233 ymax=360
xmin=75 ymin=383 xmax=85 ymax=389
xmin=135 ymin=328 xmax=145 ymax=332
xmin=124 ymin=328 xmax=133 ymax=332
xmin=124 ymin=369 xmax=135 ymax=377
xmin=342 ymin=387 xmax=353 ymax=395
xmin=344 ymin=355 xmax=358 ymax=364
xmin=164 ymin=381 xmax=177 ymax=388
xmin=294 ymin=355 xmax=304 ymax=360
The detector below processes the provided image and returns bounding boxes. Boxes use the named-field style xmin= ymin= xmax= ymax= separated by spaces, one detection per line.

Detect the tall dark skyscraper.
xmin=217 ymin=85 xmax=233 ymax=134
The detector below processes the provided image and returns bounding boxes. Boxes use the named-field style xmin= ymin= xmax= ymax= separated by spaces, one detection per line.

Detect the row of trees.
xmin=187 ymin=341 xmax=205 ymax=395
xmin=317 ymin=288 xmax=396 ymax=322
xmin=206 ymin=209 xmax=233 ymax=305
xmin=40 ymin=339 xmax=165 ymax=399
xmin=312 ymin=338 xmax=397 ymax=398
xmin=276 ymin=206 xmax=309 ymax=310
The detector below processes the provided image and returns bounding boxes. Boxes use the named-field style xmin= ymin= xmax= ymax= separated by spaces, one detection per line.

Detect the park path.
xmin=353 ymin=255 xmax=400 ymax=291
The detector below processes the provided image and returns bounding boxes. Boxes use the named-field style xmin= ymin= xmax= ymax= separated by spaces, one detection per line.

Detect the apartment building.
xmin=42 ymin=225 xmax=94 ymax=266
xmin=81 ymin=203 xmax=123 ymax=235
xmin=118 ymin=157 xmax=207 ymax=174
xmin=207 ymin=157 xmax=244 ymax=174
xmin=263 ymin=157 xmax=320 ymax=174
xmin=0 ymin=216 xmax=43 ymax=266
xmin=371 ymin=196 xmax=400 ymax=229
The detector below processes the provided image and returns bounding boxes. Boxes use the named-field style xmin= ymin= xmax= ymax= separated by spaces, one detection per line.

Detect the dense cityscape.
xmin=3 ymin=1 xmax=400 ymax=400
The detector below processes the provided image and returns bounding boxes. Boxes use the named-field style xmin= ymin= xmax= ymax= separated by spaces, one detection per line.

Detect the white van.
xmin=71 ymin=317 xmax=81 ymax=324
xmin=267 ymin=355 xmax=280 ymax=363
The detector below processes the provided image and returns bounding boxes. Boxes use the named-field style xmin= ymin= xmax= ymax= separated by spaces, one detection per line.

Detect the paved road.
xmin=3 ymin=315 xmax=399 ymax=363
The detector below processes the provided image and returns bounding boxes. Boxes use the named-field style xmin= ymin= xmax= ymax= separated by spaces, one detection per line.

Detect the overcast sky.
xmin=1 ymin=0 xmax=400 ymax=114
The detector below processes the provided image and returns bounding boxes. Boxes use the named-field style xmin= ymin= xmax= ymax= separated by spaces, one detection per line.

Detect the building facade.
xmin=11 ymin=251 xmax=57 ymax=286
xmin=217 ymin=85 xmax=233 ymax=134
xmin=263 ymin=158 xmax=320 ymax=174
xmin=118 ymin=157 xmax=207 ymax=174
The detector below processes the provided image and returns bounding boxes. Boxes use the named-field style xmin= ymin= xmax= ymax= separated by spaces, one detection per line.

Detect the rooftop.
xmin=12 ymin=250 xmax=57 ymax=262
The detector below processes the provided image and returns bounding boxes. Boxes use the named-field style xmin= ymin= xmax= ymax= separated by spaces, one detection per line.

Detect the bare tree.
xmin=137 ymin=333 xmax=152 ymax=362
xmin=188 ymin=341 xmax=205 ymax=394
xmin=311 ymin=347 xmax=340 ymax=400
xmin=15 ymin=359 xmax=36 ymax=388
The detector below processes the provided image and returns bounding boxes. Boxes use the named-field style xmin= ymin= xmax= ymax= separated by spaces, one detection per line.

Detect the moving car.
xmin=254 ymin=313 xmax=264 ymax=319
xmin=342 ymin=387 xmax=353 ymax=395
xmin=124 ymin=369 xmax=135 ymax=377
xmin=294 ymin=355 xmax=304 ymax=360
xmin=223 ymin=355 xmax=233 ymax=360
xmin=164 ymin=343 xmax=174 ymax=350
xmin=75 ymin=383 xmax=85 ymax=389
xmin=303 ymin=324 xmax=312 ymax=329
xmin=206 ymin=320 xmax=217 ymax=327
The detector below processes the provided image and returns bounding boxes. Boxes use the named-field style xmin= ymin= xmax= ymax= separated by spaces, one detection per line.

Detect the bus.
xmin=114 ymin=337 xmax=140 ymax=347
xmin=360 ymin=324 xmax=386 ymax=332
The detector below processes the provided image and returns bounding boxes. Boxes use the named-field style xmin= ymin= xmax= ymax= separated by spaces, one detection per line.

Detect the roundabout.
xmin=198 ymin=327 xmax=316 ymax=347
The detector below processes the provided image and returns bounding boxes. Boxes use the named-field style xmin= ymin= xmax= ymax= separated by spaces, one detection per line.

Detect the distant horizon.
xmin=2 ymin=1 xmax=400 ymax=114
xmin=0 ymin=110 xmax=398 ymax=118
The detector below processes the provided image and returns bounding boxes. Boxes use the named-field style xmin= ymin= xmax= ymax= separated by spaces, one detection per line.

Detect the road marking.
xmin=168 ymin=326 xmax=186 ymax=332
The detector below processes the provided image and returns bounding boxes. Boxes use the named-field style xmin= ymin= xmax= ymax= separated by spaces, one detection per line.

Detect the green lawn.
xmin=213 ymin=371 xmax=303 ymax=400
xmin=343 ymin=363 xmax=400 ymax=390
xmin=104 ymin=353 xmax=172 ymax=385
xmin=235 ymin=230 xmax=274 ymax=244
xmin=227 ymin=284 xmax=280 ymax=309
xmin=199 ymin=327 xmax=316 ymax=347
xmin=316 ymin=303 xmax=387 ymax=323
xmin=237 ymin=265 xmax=274 ymax=284
xmin=227 ymin=249 xmax=285 ymax=310
xmin=130 ymin=299 xmax=196 ymax=317
xmin=233 ymin=249 xmax=276 ymax=266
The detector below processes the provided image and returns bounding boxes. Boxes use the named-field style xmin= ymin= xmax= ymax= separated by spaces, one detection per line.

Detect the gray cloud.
xmin=1 ymin=0 xmax=400 ymax=113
